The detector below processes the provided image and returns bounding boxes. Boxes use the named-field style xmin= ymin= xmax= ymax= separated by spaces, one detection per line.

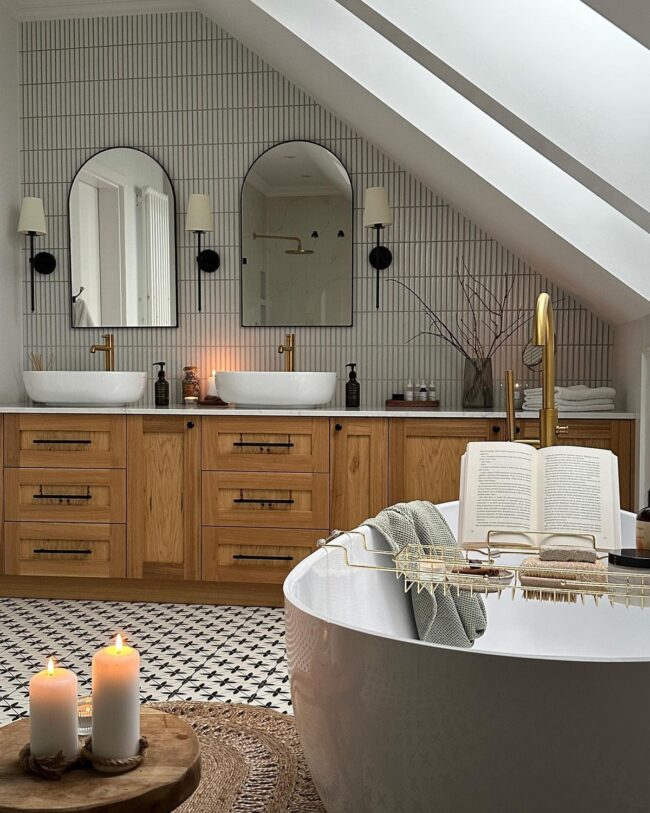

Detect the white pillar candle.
xmin=206 ymin=369 xmax=218 ymax=398
xmin=91 ymin=634 xmax=140 ymax=759
xmin=29 ymin=657 xmax=79 ymax=760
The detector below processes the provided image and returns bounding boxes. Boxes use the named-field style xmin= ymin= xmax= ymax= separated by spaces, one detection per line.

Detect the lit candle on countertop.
xmin=206 ymin=369 xmax=218 ymax=398
xmin=29 ymin=656 xmax=79 ymax=759
xmin=92 ymin=633 xmax=140 ymax=759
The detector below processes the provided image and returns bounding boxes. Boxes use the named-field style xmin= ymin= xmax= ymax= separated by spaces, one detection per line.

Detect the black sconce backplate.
xmin=197 ymin=249 xmax=220 ymax=273
xmin=369 ymin=245 xmax=393 ymax=271
xmin=33 ymin=251 xmax=57 ymax=275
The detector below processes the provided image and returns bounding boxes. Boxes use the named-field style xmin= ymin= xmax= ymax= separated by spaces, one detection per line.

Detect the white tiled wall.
xmin=19 ymin=12 xmax=614 ymax=407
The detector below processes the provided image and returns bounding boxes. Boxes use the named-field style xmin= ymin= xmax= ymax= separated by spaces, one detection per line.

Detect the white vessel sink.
xmin=217 ymin=371 xmax=336 ymax=408
xmin=23 ymin=371 xmax=147 ymax=406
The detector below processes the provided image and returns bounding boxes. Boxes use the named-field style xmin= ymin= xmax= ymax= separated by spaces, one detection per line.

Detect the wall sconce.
xmin=186 ymin=193 xmax=220 ymax=312
xmin=363 ymin=186 xmax=393 ymax=310
xmin=18 ymin=197 xmax=56 ymax=313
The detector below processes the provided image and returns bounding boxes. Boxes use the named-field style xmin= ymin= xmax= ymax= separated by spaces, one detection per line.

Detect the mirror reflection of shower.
xmin=253 ymin=232 xmax=315 ymax=255
xmin=241 ymin=141 xmax=353 ymax=327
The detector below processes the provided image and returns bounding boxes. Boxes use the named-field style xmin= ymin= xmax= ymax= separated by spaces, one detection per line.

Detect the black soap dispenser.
xmin=153 ymin=361 xmax=169 ymax=407
xmin=345 ymin=363 xmax=360 ymax=408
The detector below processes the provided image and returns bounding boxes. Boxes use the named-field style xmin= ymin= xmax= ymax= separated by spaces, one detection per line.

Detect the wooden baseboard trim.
xmin=0 ymin=576 xmax=284 ymax=607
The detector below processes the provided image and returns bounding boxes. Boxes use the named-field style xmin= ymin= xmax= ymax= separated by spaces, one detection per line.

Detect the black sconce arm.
xmin=26 ymin=231 xmax=56 ymax=313
xmin=368 ymin=223 xmax=393 ymax=310
xmin=193 ymin=231 xmax=220 ymax=313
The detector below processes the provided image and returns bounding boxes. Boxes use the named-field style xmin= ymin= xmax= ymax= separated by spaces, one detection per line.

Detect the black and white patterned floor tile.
xmin=0 ymin=598 xmax=291 ymax=726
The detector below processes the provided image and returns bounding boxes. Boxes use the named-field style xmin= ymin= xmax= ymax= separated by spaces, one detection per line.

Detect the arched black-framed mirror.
xmin=68 ymin=147 xmax=178 ymax=328
xmin=240 ymin=141 xmax=353 ymax=327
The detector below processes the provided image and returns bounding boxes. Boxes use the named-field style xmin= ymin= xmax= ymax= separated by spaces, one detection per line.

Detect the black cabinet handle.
xmin=492 ymin=425 xmax=500 ymax=433
xmin=233 ymin=497 xmax=295 ymax=506
xmin=33 ymin=548 xmax=92 ymax=555
xmin=187 ymin=421 xmax=195 ymax=429
xmin=232 ymin=441 xmax=293 ymax=448
xmin=32 ymin=439 xmax=91 ymax=445
xmin=232 ymin=554 xmax=294 ymax=561
xmin=516 ymin=426 xmax=521 ymax=435
xmin=32 ymin=493 xmax=92 ymax=501
xmin=335 ymin=423 xmax=343 ymax=431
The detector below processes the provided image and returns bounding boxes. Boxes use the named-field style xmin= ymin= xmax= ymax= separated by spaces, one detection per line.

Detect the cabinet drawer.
xmin=4 ymin=414 xmax=126 ymax=468
xmin=202 ymin=527 xmax=322 ymax=583
xmin=202 ymin=417 xmax=328 ymax=472
xmin=4 ymin=468 xmax=126 ymax=523
xmin=4 ymin=522 xmax=126 ymax=578
xmin=203 ymin=471 xmax=329 ymax=529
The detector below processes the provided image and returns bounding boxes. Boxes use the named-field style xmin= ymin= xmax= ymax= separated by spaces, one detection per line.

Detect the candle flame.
xmin=115 ymin=633 xmax=124 ymax=653
xmin=211 ymin=369 xmax=217 ymax=377
xmin=47 ymin=657 xmax=55 ymax=676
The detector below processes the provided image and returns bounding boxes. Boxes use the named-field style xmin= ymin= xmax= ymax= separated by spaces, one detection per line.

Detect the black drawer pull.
xmin=233 ymin=497 xmax=295 ymax=506
xmin=33 ymin=548 xmax=92 ymax=555
xmin=335 ymin=423 xmax=343 ymax=431
xmin=492 ymin=425 xmax=500 ymax=433
xmin=32 ymin=493 xmax=93 ymax=501
xmin=32 ymin=439 xmax=92 ymax=445
xmin=232 ymin=554 xmax=294 ymax=561
xmin=232 ymin=441 xmax=294 ymax=448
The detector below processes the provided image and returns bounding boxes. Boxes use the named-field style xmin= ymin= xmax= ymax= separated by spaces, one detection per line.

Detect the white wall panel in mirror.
xmin=241 ymin=141 xmax=353 ymax=327
xmin=68 ymin=147 xmax=177 ymax=328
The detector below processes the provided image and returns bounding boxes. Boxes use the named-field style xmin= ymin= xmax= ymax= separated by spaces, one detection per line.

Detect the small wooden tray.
xmin=386 ymin=399 xmax=440 ymax=409
xmin=198 ymin=397 xmax=229 ymax=407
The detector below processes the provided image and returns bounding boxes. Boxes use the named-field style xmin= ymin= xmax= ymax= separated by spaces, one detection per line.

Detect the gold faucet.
xmin=277 ymin=333 xmax=295 ymax=372
xmin=505 ymin=293 xmax=568 ymax=447
xmin=90 ymin=333 xmax=115 ymax=371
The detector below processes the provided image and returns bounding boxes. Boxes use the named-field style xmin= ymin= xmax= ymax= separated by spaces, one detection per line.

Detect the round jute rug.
xmin=149 ymin=702 xmax=325 ymax=813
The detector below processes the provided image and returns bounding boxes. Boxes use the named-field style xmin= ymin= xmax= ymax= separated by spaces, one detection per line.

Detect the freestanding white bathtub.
xmin=284 ymin=502 xmax=650 ymax=813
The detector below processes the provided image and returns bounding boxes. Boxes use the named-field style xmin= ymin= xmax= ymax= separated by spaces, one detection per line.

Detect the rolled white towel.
xmin=525 ymin=398 xmax=615 ymax=408
xmin=557 ymin=399 xmax=614 ymax=408
xmin=558 ymin=403 xmax=615 ymax=412
xmin=524 ymin=387 xmax=559 ymax=398
xmin=558 ymin=385 xmax=616 ymax=401
xmin=523 ymin=401 xmax=615 ymax=412
xmin=524 ymin=385 xmax=616 ymax=402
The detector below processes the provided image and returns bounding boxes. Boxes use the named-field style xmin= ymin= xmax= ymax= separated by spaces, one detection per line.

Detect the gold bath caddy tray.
xmin=318 ymin=529 xmax=650 ymax=608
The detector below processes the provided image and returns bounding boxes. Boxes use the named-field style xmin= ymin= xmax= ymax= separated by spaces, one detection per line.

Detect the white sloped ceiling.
xmin=197 ymin=0 xmax=650 ymax=325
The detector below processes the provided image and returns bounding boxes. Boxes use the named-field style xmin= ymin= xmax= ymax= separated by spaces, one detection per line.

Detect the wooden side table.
xmin=0 ymin=708 xmax=200 ymax=813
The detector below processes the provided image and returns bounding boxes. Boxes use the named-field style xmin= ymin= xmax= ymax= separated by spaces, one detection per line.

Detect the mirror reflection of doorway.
xmin=70 ymin=169 xmax=126 ymax=326
xmin=68 ymin=147 xmax=177 ymax=328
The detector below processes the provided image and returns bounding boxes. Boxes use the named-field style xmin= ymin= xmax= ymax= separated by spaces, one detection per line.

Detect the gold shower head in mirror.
xmin=253 ymin=232 xmax=314 ymax=255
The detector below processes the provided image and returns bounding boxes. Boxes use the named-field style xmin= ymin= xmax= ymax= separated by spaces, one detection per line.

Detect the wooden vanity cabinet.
xmin=389 ymin=419 xmax=497 ymax=505
xmin=127 ymin=415 xmax=201 ymax=580
xmin=201 ymin=416 xmax=328 ymax=589
xmin=0 ymin=411 xmax=637 ymax=606
xmin=3 ymin=413 xmax=127 ymax=580
xmin=516 ymin=418 xmax=635 ymax=511
xmin=4 ymin=413 xmax=126 ymax=468
xmin=330 ymin=417 xmax=388 ymax=531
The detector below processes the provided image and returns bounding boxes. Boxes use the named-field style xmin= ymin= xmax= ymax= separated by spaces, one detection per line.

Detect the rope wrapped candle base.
xmin=18 ymin=744 xmax=83 ymax=780
xmin=80 ymin=736 xmax=148 ymax=774
xmin=19 ymin=737 xmax=148 ymax=779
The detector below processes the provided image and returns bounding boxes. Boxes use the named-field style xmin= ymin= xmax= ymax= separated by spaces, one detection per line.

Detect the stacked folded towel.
xmin=523 ymin=385 xmax=616 ymax=412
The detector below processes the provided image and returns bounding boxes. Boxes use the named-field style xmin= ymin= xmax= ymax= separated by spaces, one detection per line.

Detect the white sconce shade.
xmin=18 ymin=197 xmax=47 ymax=235
xmin=186 ymin=194 xmax=213 ymax=233
xmin=363 ymin=187 xmax=392 ymax=228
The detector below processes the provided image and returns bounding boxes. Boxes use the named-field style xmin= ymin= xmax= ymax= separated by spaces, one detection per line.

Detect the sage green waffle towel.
xmin=365 ymin=500 xmax=487 ymax=648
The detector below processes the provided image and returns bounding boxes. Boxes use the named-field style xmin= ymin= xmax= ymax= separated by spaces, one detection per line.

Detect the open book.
xmin=458 ymin=442 xmax=621 ymax=550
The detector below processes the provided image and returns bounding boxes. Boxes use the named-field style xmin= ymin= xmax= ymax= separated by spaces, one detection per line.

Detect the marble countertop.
xmin=0 ymin=404 xmax=636 ymax=419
